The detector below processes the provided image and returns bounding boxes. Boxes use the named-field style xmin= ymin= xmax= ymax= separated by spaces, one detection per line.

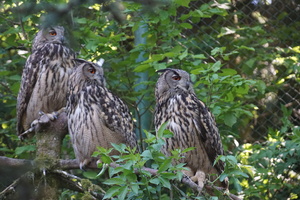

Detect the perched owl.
xmin=67 ymin=59 xmax=137 ymax=169
xmin=154 ymin=68 xmax=228 ymax=188
xmin=17 ymin=26 xmax=76 ymax=139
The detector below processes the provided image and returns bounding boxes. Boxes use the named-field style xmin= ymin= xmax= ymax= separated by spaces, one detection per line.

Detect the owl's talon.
xmin=80 ymin=159 xmax=90 ymax=171
xmin=19 ymin=126 xmax=35 ymax=140
xmin=191 ymin=170 xmax=206 ymax=189
xmin=37 ymin=111 xmax=59 ymax=122
xmin=39 ymin=111 xmax=45 ymax=116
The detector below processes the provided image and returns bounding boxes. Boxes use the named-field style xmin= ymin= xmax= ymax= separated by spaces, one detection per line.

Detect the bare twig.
xmin=0 ymin=171 xmax=34 ymax=199
xmin=52 ymin=170 xmax=105 ymax=199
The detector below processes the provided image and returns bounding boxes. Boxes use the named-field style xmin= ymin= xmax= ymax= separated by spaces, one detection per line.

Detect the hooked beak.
xmin=60 ymin=36 xmax=65 ymax=44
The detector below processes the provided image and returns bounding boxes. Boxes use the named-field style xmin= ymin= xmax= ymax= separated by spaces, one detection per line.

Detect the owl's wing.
xmin=190 ymin=94 xmax=225 ymax=173
xmin=16 ymin=52 xmax=41 ymax=135
xmin=97 ymin=87 xmax=137 ymax=149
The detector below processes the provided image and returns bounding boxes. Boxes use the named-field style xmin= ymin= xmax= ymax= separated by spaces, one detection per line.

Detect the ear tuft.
xmin=74 ymin=59 xmax=86 ymax=65
xmin=156 ymin=68 xmax=171 ymax=74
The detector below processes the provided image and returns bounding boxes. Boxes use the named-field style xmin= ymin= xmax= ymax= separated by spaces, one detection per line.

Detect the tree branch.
xmin=0 ymin=156 xmax=33 ymax=169
xmin=0 ymin=156 xmax=241 ymax=199
xmin=52 ymin=170 xmax=105 ymax=199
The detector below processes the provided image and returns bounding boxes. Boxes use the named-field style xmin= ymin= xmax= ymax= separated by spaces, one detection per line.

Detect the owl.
xmin=154 ymin=68 xmax=228 ymax=188
xmin=16 ymin=26 xmax=76 ymax=139
xmin=66 ymin=59 xmax=137 ymax=169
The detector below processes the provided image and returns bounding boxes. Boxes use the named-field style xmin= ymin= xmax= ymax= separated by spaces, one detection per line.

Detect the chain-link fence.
xmin=177 ymin=0 xmax=300 ymax=141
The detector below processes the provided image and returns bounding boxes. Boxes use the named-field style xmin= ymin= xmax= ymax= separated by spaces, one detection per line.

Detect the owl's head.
xmin=32 ymin=26 xmax=65 ymax=51
xmin=74 ymin=59 xmax=106 ymax=86
xmin=155 ymin=68 xmax=194 ymax=99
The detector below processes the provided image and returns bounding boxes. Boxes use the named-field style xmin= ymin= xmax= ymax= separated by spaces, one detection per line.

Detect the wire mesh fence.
xmin=177 ymin=0 xmax=300 ymax=141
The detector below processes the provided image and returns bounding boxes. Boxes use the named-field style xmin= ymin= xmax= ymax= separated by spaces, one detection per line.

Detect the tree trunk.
xmin=33 ymin=112 xmax=68 ymax=199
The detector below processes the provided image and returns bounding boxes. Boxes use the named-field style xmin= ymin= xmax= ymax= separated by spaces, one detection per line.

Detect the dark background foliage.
xmin=0 ymin=0 xmax=299 ymax=199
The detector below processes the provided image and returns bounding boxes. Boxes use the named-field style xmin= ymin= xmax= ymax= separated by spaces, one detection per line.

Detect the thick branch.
xmin=0 ymin=156 xmax=33 ymax=169
xmin=0 ymin=156 xmax=241 ymax=199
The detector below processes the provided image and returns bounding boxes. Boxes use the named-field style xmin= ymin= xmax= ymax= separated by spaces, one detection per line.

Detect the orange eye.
xmin=49 ymin=31 xmax=57 ymax=36
xmin=172 ymin=75 xmax=181 ymax=81
xmin=88 ymin=68 xmax=96 ymax=74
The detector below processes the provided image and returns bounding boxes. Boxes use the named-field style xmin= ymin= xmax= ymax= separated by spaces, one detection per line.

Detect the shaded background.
xmin=0 ymin=0 xmax=299 ymax=199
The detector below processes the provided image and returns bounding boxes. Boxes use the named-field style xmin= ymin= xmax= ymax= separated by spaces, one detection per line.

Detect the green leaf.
xmin=192 ymin=54 xmax=206 ymax=59
xmin=175 ymin=0 xmax=190 ymax=7
xmin=160 ymin=172 xmax=177 ymax=179
xmin=103 ymin=177 xmax=124 ymax=185
xmin=111 ymin=143 xmax=126 ymax=153
xmin=157 ymin=158 xmax=172 ymax=173
xmin=220 ymin=68 xmax=237 ymax=76
xmin=118 ymin=185 xmax=129 ymax=200
xmin=149 ymin=177 xmax=160 ymax=185
xmin=7 ymin=75 xmax=21 ymax=81
xmin=226 ymin=155 xmax=238 ymax=164
xmin=236 ymin=85 xmax=249 ymax=95
xmin=76 ymin=18 xmax=87 ymax=24
xmin=133 ymin=64 xmax=151 ymax=72
xmin=162 ymin=129 xmax=174 ymax=138
xmin=219 ymin=173 xmax=228 ymax=182
xmin=233 ymin=177 xmax=242 ymax=192
xmin=158 ymin=176 xmax=171 ymax=189
xmin=237 ymin=45 xmax=255 ymax=51
xmin=231 ymin=170 xmax=249 ymax=178
xmin=225 ymin=91 xmax=234 ymax=101
xmin=83 ymin=171 xmax=98 ymax=179
xmin=108 ymin=166 xmax=124 ymax=177
xmin=103 ymin=186 xmax=120 ymax=199
xmin=126 ymin=173 xmax=137 ymax=182
xmin=157 ymin=121 xmax=168 ymax=139
xmin=178 ymin=49 xmax=188 ymax=60
xmin=256 ymin=80 xmax=266 ymax=93
xmin=131 ymin=183 xmax=139 ymax=195
xmin=180 ymin=23 xmax=192 ymax=29
xmin=100 ymin=154 xmax=113 ymax=164
xmin=0 ymin=71 xmax=10 ymax=76
xmin=15 ymin=145 xmax=36 ymax=155
xmin=224 ymin=112 xmax=237 ymax=127
xmin=181 ymin=147 xmax=195 ymax=153
xmin=209 ymin=8 xmax=227 ymax=16
xmin=141 ymin=150 xmax=153 ymax=160
xmin=211 ymin=61 xmax=222 ymax=72
xmin=211 ymin=47 xmax=225 ymax=56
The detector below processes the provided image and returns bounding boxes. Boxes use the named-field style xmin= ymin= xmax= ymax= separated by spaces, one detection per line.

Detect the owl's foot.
xmin=80 ymin=159 xmax=91 ymax=171
xmin=38 ymin=111 xmax=58 ymax=121
xmin=18 ymin=108 xmax=66 ymax=139
xmin=183 ymin=169 xmax=206 ymax=190
xmin=190 ymin=170 xmax=206 ymax=189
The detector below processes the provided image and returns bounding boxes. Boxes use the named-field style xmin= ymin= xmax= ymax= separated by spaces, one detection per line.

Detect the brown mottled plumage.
xmin=154 ymin=68 xmax=227 ymax=188
xmin=17 ymin=26 xmax=76 ymax=139
xmin=66 ymin=59 xmax=137 ymax=169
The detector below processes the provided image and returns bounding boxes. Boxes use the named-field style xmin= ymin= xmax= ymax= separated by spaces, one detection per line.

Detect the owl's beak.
xmin=186 ymin=81 xmax=192 ymax=90
xmin=60 ymin=36 xmax=65 ymax=44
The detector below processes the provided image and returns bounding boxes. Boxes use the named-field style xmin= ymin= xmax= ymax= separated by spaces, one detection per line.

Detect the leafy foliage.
xmin=0 ymin=0 xmax=299 ymax=199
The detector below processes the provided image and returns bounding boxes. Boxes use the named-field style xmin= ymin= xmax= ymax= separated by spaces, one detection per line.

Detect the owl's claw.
xmin=19 ymin=109 xmax=65 ymax=139
xmin=18 ymin=126 xmax=36 ymax=140
xmin=182 ymin=169 xmax=206 ymax=191
xmin=190 ymin=170 xmax=206 ymax=189
xmin=38 ymin=111 xmax=58 ymax=121
xmin=80 ymin=159 xmax=90 ymax=171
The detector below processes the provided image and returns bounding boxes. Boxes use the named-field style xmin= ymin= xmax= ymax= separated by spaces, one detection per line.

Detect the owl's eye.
xmin=172 ymin=75 xmax=181 ymax=81
xmin=49 ymin=31 xmax=57 ymax=36
xmin=88 ymin=67 xmax=96 ymax=74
